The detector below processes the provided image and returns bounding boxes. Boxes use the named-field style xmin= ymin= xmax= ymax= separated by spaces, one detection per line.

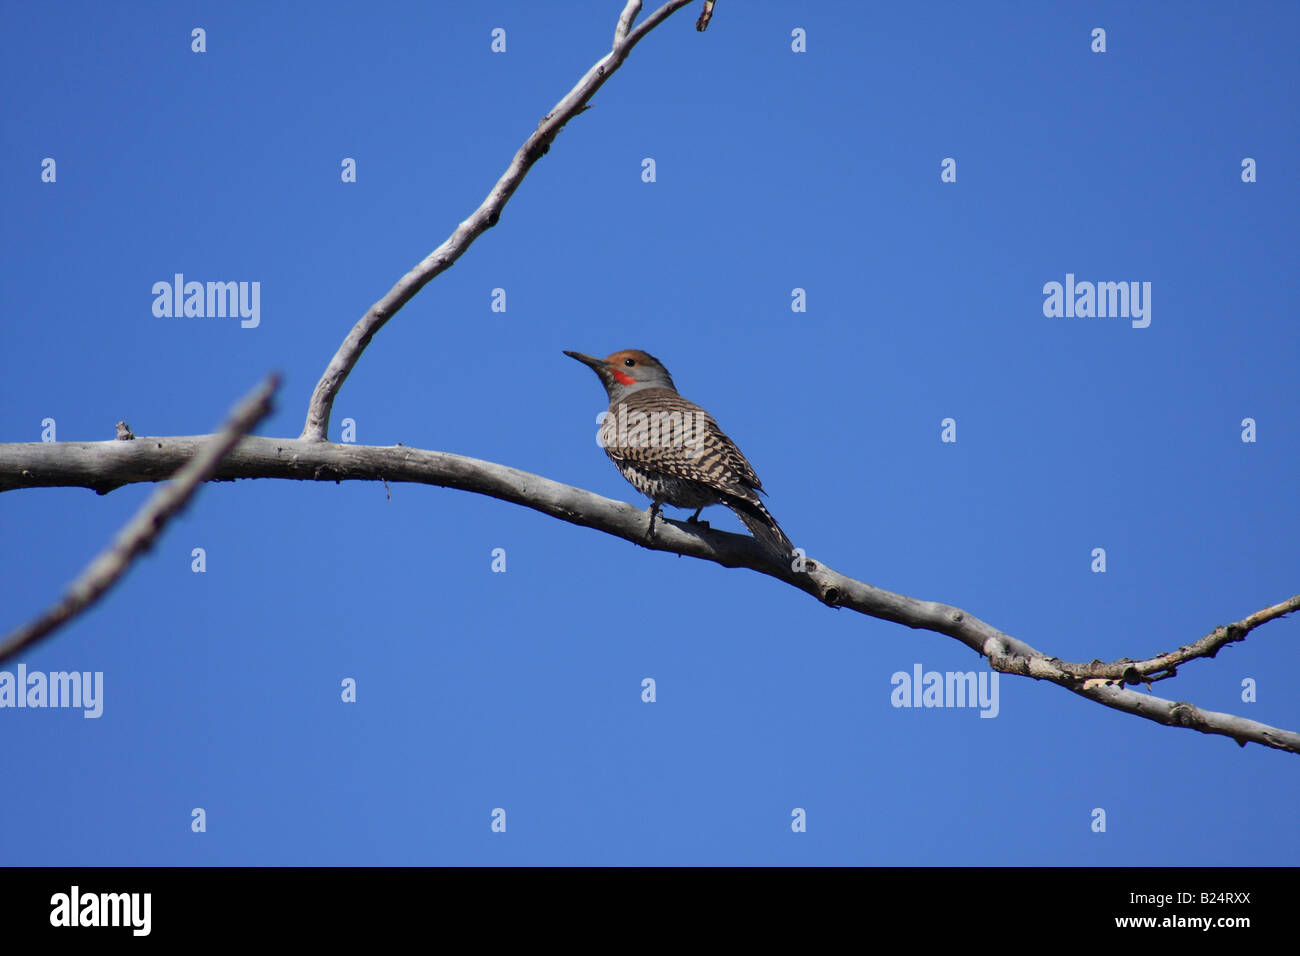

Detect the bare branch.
xmin=696 ymin=0 xmax=715 ymax=32
xmin=300 ymin=0 xmax=694 ymax=442
xmin=1066 ymin=680 xmax=1299 ymax=753
xmin=0 ymin=376 xmax=279 ymax=664
xmin=2 ymin=434 xmax=1294 ymax=753
xmin=1034 ymin=594 xmax=1300 ymax=686
xmin=627 ymin=0 xmax=694 ymax=44
xmin=615 ymin=0 xmax=641 ymax=45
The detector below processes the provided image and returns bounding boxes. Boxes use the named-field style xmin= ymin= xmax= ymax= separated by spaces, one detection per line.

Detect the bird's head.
xmin=564 ymin=349 xmax=677 ymax=399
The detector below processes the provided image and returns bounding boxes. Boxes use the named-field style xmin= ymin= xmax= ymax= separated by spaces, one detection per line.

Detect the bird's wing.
xmin=605 ymin=390 xmax=766 ymax=501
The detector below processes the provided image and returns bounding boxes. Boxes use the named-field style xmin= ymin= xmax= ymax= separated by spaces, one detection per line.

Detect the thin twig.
xmin=615 ymin=0 xmax=641 ymax=45
xmin=696 ymin=0 xmax=715 ymax=31
xmin=1005 ymin=594 xmax=1300 ymax=685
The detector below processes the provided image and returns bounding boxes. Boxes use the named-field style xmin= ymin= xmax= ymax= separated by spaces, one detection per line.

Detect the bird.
xmin=564 ymin=348 xmax=793 ymax=558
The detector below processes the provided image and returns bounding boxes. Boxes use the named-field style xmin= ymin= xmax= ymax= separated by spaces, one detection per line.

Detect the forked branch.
xmin=300 ymin=0 xmax=695 ymax=442
xmin=1 ymin=436 xmax=1294 ymax=755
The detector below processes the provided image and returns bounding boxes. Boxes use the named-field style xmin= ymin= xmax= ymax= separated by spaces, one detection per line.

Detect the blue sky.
xmin=1 ymin=1 xmax=1296 ymax=865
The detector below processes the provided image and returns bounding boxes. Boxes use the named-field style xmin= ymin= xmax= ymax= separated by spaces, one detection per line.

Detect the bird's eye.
xmin=624 ymin=358 xmax=636 ymax=367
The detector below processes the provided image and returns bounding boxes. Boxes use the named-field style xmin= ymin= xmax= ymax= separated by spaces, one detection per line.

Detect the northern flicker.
xmin=565 ymin=349 xmax=794 ymax=558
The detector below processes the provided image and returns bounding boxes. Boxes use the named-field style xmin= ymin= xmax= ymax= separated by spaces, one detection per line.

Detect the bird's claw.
xmin=646 ymin=503 xmax=662 ymax=541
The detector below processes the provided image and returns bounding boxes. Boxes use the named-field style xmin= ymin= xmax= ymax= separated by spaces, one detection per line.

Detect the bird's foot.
xmin=646 ymin=503 xmax=663 ymax=541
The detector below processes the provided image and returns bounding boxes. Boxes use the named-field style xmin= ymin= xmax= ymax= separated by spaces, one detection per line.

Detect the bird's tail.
xmin=729 ymin=497 xmax=794 ymax=561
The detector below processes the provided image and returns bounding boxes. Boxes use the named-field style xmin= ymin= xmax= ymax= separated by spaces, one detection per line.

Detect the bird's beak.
xmin=563 ymin=350 xmax=606 ymax=374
